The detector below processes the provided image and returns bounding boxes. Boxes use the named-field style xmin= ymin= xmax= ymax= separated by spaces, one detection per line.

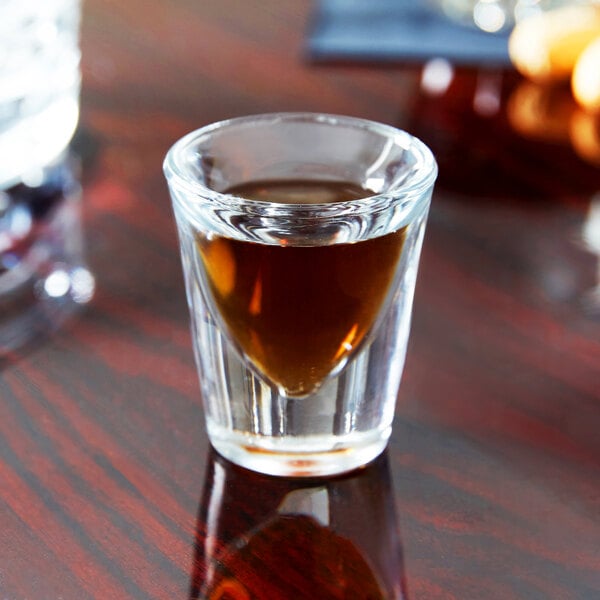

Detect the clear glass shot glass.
xmin=164 ymin=113 xmax=437 ymax=477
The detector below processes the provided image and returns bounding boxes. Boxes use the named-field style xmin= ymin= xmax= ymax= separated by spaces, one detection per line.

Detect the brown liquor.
xmin=195 ymin=180 xmax=407 ymax=397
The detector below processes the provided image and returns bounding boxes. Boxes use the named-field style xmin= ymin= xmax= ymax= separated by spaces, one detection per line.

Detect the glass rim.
xmin=163 ymin=112 xmax=438 ymax=215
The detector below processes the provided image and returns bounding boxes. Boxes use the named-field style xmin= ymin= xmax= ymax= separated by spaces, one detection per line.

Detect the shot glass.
xmin=164 ymin=113 xmax=437 ymax=477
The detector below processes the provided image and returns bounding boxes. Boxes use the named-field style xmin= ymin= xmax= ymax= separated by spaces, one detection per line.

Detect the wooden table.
xmin=1 ymin=1 xmax=599 ymax=598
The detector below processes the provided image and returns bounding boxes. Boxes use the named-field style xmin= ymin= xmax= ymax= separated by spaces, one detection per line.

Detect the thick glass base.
xmin=0 ymin=158 xmax=94 ymax=357
xmin=0 ymin=264 xmax=94 ymax=356
xmin=207 ymin=422 xmax=391 ymax=477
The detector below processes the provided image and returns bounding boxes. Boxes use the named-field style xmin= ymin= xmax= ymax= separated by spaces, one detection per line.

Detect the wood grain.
xmin=1 ymin=1 xmax=598 ymax=599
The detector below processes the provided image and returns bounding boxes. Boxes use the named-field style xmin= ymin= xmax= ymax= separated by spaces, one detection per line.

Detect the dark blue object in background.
xmin=307 ymin=0 xmax=511 ymax=65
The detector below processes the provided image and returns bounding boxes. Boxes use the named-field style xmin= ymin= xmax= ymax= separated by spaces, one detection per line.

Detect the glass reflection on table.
xmin=190 ymin=449 xmax=408 ymax=599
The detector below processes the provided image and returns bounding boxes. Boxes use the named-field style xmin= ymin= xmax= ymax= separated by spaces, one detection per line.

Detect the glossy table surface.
xmin=1 ymin=1 xmax=599 ymax=599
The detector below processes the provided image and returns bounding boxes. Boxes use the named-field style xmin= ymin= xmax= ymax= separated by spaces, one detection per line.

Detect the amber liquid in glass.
xmin=195 ymin=180 xmax=407 ymax=397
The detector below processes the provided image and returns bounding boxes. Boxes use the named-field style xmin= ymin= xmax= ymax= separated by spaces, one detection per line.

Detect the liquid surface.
xmin=196 ymin=180 xmax=406 ymax=397
xmin=226 ymin=179 xmax=373 ymax=205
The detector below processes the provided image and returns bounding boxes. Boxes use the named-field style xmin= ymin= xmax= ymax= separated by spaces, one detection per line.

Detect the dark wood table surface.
xmin=1 ymin=1 xmax=599 ymax=598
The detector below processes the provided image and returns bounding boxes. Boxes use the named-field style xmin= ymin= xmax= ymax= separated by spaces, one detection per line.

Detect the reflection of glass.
xmin=164 ymin=113 xmax=437 ymax=477
xmin=189 ymin=449 xmax=408 ymax=600
xmin=0 ymin=154 xmax=95 ymax=356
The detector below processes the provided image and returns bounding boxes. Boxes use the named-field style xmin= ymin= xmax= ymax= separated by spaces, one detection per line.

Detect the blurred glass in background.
xmin=0 ymin=0 xmax=94 ymax=357
xmin=0 ymin=0 xmax=81 ymax=188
